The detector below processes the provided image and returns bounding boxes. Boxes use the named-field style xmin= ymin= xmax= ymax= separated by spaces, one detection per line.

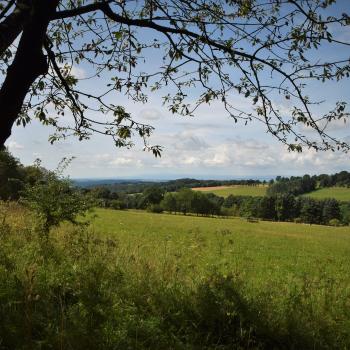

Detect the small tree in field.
xmin=22 ymin=158 xmax=93 ymax=235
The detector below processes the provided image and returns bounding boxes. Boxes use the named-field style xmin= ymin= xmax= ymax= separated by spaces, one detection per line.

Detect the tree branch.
xmin=0 ymin=0 xmax=31 ymax=57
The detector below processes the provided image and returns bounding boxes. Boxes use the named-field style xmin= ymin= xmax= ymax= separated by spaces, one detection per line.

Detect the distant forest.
xmin=75 ymin=178 xmax=264 ymax=193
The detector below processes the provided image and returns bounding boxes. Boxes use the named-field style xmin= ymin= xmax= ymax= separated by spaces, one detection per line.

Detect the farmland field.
xmin=303 ymin=186 xmax=350 ymax=201
xmin=192 ymin=184 xmax=267 ymax=197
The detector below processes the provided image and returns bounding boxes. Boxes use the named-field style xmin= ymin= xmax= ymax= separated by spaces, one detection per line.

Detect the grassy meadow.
xmin=1 ymin=204 xmax=350 ymax=349
xmin=92 ymin=209 xmax=350 ymax=282
xmin=192 ymin=185 xmax=267 ymax=197
xmin=91 ymin=209 xmax=350 ymax=287
xmin=303 ymin=186 xmax=350 ymax=201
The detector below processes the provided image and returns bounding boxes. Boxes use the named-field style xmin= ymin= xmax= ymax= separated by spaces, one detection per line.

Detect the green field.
xmin=303 ymin=186 xmax=350 ymax=201
xmin=2 ymin=205 xmax=350 ymax=349
xmin=92 ymin=209 xmax=350 ymax=281
xmin=92 ymin=209 xmax=350 ymax=347
xmin=192 ymin=185 xmax=267 ymax=197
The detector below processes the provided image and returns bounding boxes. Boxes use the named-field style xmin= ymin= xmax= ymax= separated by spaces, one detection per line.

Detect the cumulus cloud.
xmin=82 ymin=153 xmax=144 ymax=169
xmin=139 ymin=108 xmax=162 ymax=121
xmin=154 ymin=138 xmax=350 ymax=175
xmin=172 ymin=131 xmax=209 ymax=151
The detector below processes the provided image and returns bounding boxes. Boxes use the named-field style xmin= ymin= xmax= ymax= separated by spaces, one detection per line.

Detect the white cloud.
xmin=182 ymin=156 xmax=201 ymax=166
xmin=109 ymin=157 xmax=143 ymax=168
xmin=155 ymin=138 xmax=350 ymax=175
xmin=173 ymin=131 xmax=208 ymax=151
xmin=82 ymin=153 xmax=145 ymax=169
xmin=300 ymin=117 xmax=350 ymax=133
xmin=70 ymin=66 xmax=87 ymax=79
xmin=139 ymin=108 xmax=162 ymax=121
xmin=6 ymin=141 xmax=24 ymax=150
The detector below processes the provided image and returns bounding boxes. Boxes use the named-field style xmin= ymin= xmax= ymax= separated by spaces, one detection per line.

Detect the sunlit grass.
xmin=192 ymin=185 xmax=267 ymax=197
xmin=303 ymin=187 xmax=350 ymax=201
xmin=90 ymin=209 xmax=350 ymax=286
xmin=2 ymin=204 xmax=350 ymax=349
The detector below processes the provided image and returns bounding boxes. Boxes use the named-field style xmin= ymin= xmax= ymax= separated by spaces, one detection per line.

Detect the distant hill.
xmin=74 ymin=178 xmax=265 ymax=193
xmin=73 ymin=179 xmax=147 ymax=188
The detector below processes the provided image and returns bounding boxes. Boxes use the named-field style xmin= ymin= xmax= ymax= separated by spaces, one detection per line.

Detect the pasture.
xmin=192 ymin=184 xmax=267 ymax=197
xmin=303 ymin=186 xmax=350 ymax=201
xmin=92 ymin=209 xmax=350 ymax=282
xmin=2 ymin=204 xmax=350 ymax=349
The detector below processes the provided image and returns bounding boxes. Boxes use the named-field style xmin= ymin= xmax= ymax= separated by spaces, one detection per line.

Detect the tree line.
xmin=267 ymin=175 xmax=317 ymax=197
xmin=89 ymin=186 xmax=349 ymax=226
xmin=267 ymin=171 xmax=350 ymax=197
xmin=87 ymin=186 xmax=224 ymax=216
xmin=222 ymin=195 xmax=349 ymax=226
xmin=77 ymin=178 xmax=264 ymax=194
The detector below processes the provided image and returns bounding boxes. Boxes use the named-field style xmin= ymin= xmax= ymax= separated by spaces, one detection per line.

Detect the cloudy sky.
xmin=6 ymin=91 xmax=350 ymax=180
xmin=5 ymin=3 xmax=350 ymax=180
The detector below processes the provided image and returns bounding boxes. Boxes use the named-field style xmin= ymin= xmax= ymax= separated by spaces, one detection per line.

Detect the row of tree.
xmin=267 ymin=175 xmax=317 ymax=197
xmin=89 ymin=184 xmax=349 ymax=226
xmin=89 ymin=186 xmax=224 ymax=216
xmin=267 ymin=171 xmax=350 ymax=197
xmin=222 ymin=195 xmax=348 ymax=226
xmin=316 ymin=171 xmax=350 ymax=188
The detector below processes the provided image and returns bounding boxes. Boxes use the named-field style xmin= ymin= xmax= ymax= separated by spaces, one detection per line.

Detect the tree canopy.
xmin=0 ymin=0 xmax=349 ymax=153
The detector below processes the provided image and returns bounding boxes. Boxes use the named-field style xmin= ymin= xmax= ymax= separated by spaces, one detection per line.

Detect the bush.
xmin=110 ymin=199 xmax=127 ymax=210
xmin=329 ymin=218 xmax=341 ymax=227
xmin=147 ymin=203 xmax=163 ymax=213
xmin=21 ymin=158 xmax=94 ymax=234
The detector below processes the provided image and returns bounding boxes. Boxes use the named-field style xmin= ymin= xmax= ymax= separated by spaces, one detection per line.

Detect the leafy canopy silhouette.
xmin=0 ymin=0 xmax=349 ymax=154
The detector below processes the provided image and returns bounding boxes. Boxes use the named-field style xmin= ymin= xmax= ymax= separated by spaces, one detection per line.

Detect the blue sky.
xmin=5 ymin=2 xmax=350 ymax=179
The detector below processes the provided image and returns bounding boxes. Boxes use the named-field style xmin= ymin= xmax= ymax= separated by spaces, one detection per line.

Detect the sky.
xmin=4 ymin=1 xmax=350 ymax=180
xmin=7 ymin=93 xmax=350 ymax=180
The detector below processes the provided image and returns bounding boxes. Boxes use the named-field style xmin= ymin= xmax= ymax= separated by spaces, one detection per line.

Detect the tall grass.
xmin=1 ymin=203 xmax=350 ymax=349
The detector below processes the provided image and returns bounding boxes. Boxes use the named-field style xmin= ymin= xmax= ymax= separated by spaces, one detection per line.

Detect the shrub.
xmin=329 ymin=218 xmax=341 ymax=227
xmin=110 ymin=199 xmax=127 ymax=210
xmin=147 ymin=203 xmax=163 ymax=213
